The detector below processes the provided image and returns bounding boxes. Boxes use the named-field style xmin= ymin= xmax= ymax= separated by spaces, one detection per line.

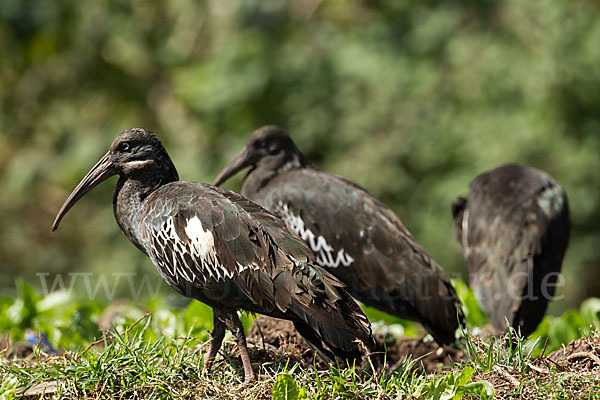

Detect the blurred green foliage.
xmin=1 ymin=0 xmax=599 ymax=318
xmin=1 ymin=280 xmax=597 ymax=363
xmin=0 ymin=280 xmax=256 ymax=351
xmin=529 ymin=296 xmax=600 ymax=355
xmin=453 ymin=280 xmax=488 ymax=328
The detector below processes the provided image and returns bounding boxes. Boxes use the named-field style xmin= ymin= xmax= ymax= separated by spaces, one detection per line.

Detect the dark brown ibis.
xmin=451 ymin=164 xmax=570 ymax=337
xmin=52 ymin=128 xmax=374 ymax=385
xmin=214 ymin=125 xmax=466 ymax=345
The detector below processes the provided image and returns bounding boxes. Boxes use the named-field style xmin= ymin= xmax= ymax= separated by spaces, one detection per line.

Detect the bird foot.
xmin=234 ymin=374 xmax=257 ymax=391
xmin=202 ymin=358 xmax=216 ymax=377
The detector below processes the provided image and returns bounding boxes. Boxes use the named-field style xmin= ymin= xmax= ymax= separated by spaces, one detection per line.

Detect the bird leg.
xmin=203 ymin=311 xmax=226 ymax=374
xmin=224 ymin=312 xmax=257 ymax=385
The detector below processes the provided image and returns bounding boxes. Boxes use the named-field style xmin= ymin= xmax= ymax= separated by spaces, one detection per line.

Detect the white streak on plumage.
xmin=461 ymin=207 xmax=470 ymax=258
xmin=148 ymin=215 xmax=260 ymax=284
xmin=276 ymin=202 xmax=354 ymax=268
xmin=237 ymin=262 xmax=260 ymax=275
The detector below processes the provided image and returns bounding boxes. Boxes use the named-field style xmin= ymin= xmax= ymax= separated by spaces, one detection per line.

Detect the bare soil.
xmin=467 ymin=331 xmax=600 ymax=399
xmin=239 ymin=316 xmax=465 ymax=374
xmin=546 ymin=333 xmax=600 ymax=368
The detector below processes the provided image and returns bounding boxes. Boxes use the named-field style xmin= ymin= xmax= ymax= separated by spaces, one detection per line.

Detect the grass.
xmin=460 ymin=324 xmax=600 ymax=399
xmin=1 ymin=282 xmax=599 ymax=399
xmin=2 ymin=317 xmax=599 ymax=399
xmin=0 ymin=312 xmax=454 ymax=399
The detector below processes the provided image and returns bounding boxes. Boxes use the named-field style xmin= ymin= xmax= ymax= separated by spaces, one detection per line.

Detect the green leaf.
xmin=240 ymin=312 xmax=256 ymax=334
xmin=0 ymin=373 xmax=19 ymax=399
xmin=549 ymin=310 xmax=587 ymax=346
xmin=272 ymin=374 xmax=306 ymax=400
xmin=7 ymin=279 xmax=38 ymax=327
xmin=0 ymin=297 xmax=15 ymax=330
xmin=456 ymin=380 xmax=495 ymax=400
xmin=433 ymin=377 xmax=449 ymax=400
xmin=455 ymin=366 xmax=474 ymax=386
xmin=580 ymin=297 xmax=600 ymax=324
xmin=453 ymin=280 xmax=488 ymax=328
xmin=36 ymin=289 xmax=73 ymax=312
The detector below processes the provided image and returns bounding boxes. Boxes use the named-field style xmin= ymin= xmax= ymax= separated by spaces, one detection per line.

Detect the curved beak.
xmin=213 ymin=146 xmax=253 ymax=186
xmin=52 ymin=152 xmax=116 ymax=231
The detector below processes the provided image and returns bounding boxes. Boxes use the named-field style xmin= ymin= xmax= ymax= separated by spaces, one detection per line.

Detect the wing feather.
xmin=457 ymin=165 xmax=570 ymax=335
xmin=244 ymin=168 xmax=464 ymax=344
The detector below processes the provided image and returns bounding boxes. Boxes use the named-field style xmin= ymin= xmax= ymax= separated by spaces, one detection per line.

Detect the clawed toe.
xmin=234 ymin=374 xmax=257 ymax=391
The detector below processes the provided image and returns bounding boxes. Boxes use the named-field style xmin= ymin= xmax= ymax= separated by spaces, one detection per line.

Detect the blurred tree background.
xmin=1 ymin=0 xmax=599 ymax=317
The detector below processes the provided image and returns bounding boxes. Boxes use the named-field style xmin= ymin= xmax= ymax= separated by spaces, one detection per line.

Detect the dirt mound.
xmin=371 ymin=332 xmax=465 ymax=374
xmin=242 ymin=316 xmax=464 ymax=374
xmin=546 ymin=334 xmax=600 ymax=370
xmin=243 ymin=315 xmax=330 ymax=371
xmin=464 ymin=331 xmax=600 ymax=399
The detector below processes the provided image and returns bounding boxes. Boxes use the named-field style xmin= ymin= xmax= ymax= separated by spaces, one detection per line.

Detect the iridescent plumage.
xmin=52 ymin=128 xmax=374 ymax=384
xmin=214 ymin=125 xmax=466 ymax=345
xmin=452 ymin=164 xmax=570 ymax=337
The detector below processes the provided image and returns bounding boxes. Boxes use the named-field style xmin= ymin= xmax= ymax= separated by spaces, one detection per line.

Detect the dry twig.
xmin=566 ymin=351 xmax=600 ymax=367
xmin=493 ymin=365 xmax=521 ymax=388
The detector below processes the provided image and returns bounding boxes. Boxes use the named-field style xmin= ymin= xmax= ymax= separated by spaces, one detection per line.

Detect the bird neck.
xmin=112 ymin=168 xmax=178 ymax=253
xmin=242 ymin=152 xmax=307 ymax=195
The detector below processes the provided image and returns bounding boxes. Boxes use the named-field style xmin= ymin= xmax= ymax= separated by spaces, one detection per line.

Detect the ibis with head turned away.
xmin=451 ymin=164 xmax=570 ymax=337
xmin=52 ymin=128 xmax=374 ymax=385
xmin=214 ymin=125 xmax=466 ymax=345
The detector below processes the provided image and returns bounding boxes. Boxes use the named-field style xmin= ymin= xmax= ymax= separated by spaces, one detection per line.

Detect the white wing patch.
xmin=276 ymin=202 xmax=354 ymax=268
xmin=182 ymin=216 xmax=236 ymax=282
xmin=185 ymin=216 xmax=215 ymax=260
xmin=147 ymin=214 xmax=250 ymax=285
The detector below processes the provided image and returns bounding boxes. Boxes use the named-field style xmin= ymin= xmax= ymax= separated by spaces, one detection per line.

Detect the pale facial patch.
xmin=537 ymin=183 xmax=565 ymax=218
xmin=122 ymin=159 xmax=154 ymax=174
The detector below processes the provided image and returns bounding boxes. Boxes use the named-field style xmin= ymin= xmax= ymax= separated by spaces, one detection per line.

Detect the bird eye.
xmin=120 ymin=142 xmax=130 ymax=152
xmin=255 ymin=138 xmax=266 ymax=148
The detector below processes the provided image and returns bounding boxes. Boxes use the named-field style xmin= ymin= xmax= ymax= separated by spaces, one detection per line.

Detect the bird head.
xmin=213 ymin=125 xmax=306 ymax=186
xmin=52 ymin=128 xmax=177 ymax=231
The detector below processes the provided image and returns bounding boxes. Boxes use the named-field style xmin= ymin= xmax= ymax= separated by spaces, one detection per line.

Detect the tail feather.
xmin=290 ymin=299 xmax=371 ymax=363
xmin=357 ymin=277 xmax=465 ymax=346
xmin=281 ymin=260 xmax=374 ymax=361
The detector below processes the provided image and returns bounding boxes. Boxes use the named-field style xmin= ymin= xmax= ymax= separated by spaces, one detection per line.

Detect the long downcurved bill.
xmin=212 ymin=146 xmax=252 ymax=186
xmin=52 ymin=152 xmax=116 ymax=231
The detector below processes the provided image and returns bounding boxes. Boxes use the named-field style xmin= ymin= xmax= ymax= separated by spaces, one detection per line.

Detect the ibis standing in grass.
xmin=52 ymin=128 xmax=374 ymax=385
xmin=451 ymin=164 xmax=570 ymax=337
xmin=213 ymin=126 xmax=466 ymax=345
